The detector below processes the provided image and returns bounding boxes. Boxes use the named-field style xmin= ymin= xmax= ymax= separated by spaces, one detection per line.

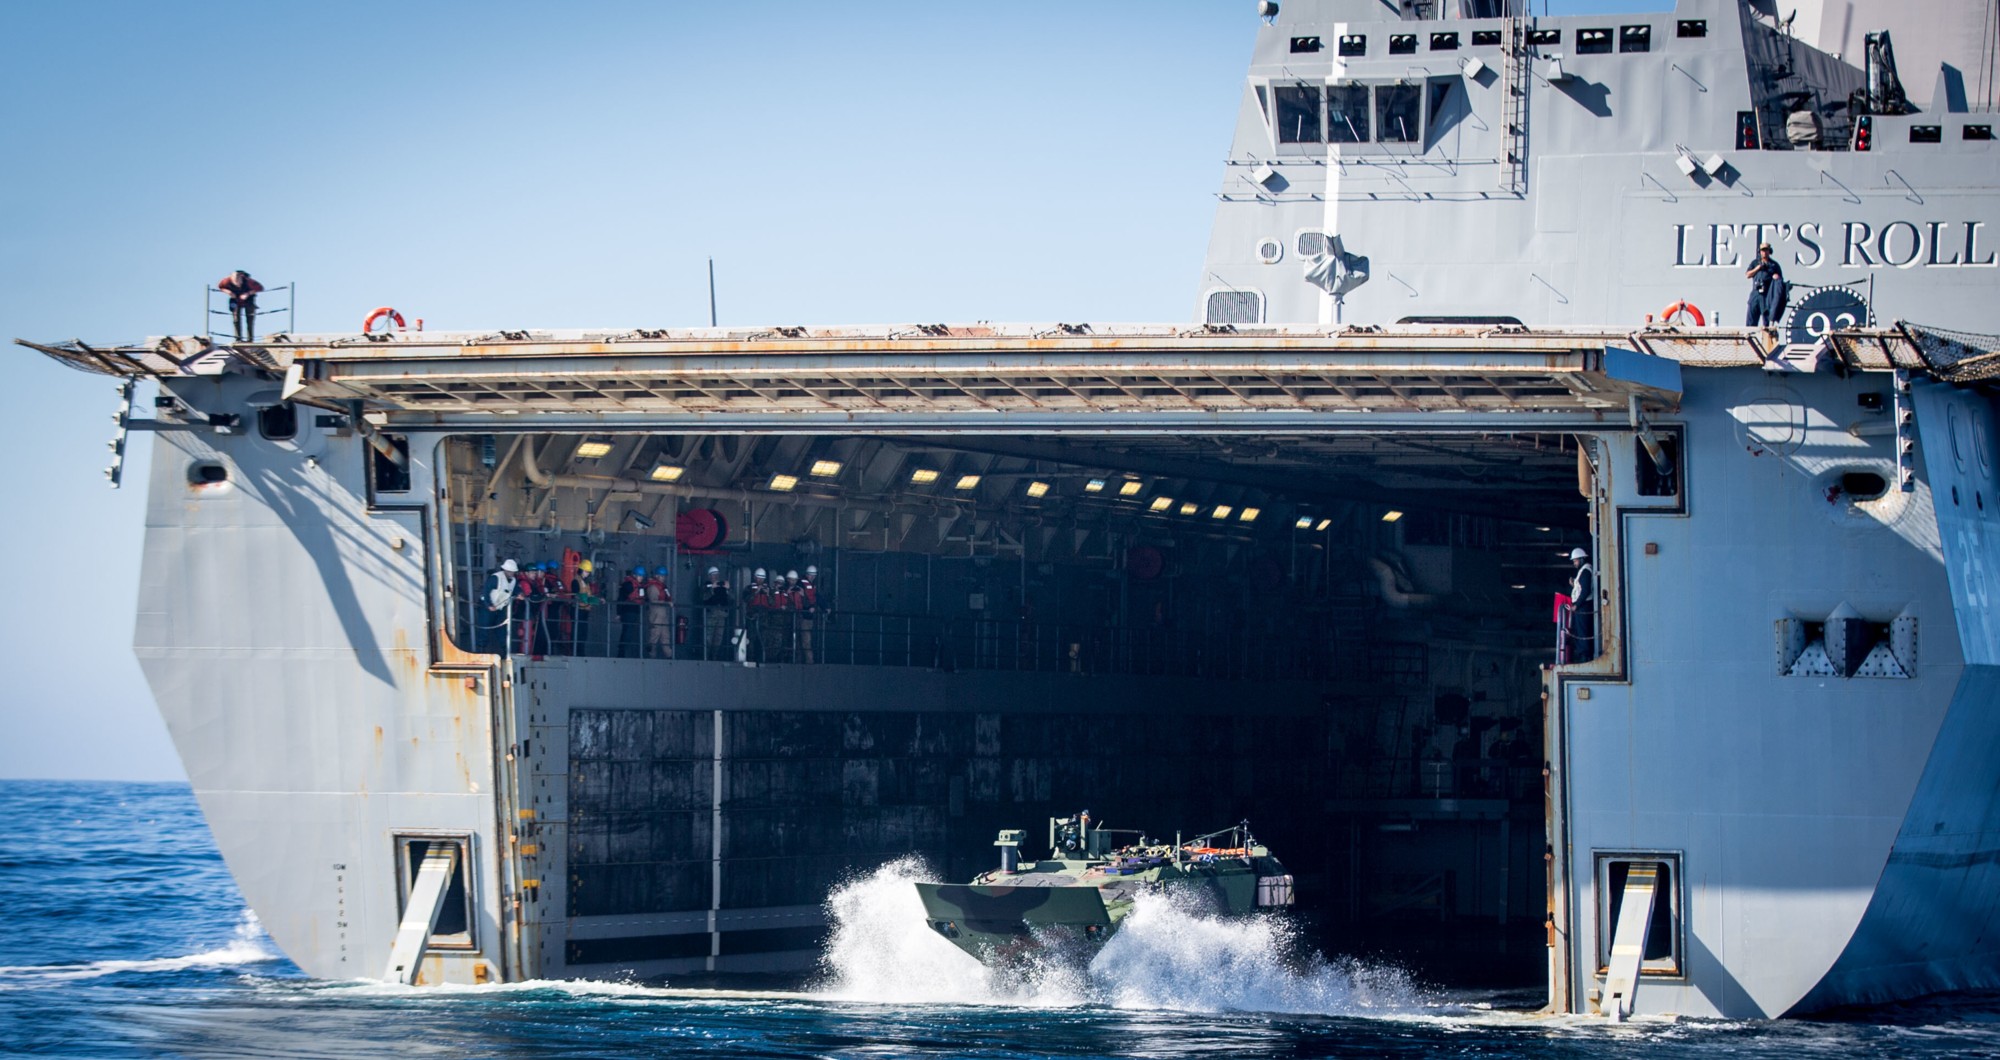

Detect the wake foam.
xmin=812 ymin=859 xmax=1424 ymax=1016
xmin=0 ymin=909 xmax=277 ymax=988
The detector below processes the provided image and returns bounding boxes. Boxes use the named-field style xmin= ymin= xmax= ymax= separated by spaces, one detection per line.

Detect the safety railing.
xmin=205 ymin=281 xmax=294 ymax=343
xmin=458 ymin=597 xmax=1348 ymax=683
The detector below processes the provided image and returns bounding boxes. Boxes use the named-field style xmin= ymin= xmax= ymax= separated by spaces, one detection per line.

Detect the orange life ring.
xmin=1659 ymin=301 xmax=1706 ymax=327
xmin=363 ymin=306 xmax=407 ymax=334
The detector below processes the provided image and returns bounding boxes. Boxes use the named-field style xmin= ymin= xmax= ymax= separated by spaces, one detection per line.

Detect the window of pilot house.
xmin=1275 ymin=83 xmax=1323 ymax=144
xmin=1471 ymin=29 xmax=1503 ymax=46
xmin=1389 ymin=33 xmax=1418 ymax=55
xmin=371 ymin=434 xmax=412 ymax=494
xmin=1595 ymin=854 xmax=1683 ymax=977
xmin=1619 ymin=24 xmax=1652 ymax=52
xmin=1430 ymin=31 xmax=1460 ymax=50
xmin=1338 ymin=33 xmax=1366 ymax=56
xmin=1327 ymin=84 xmax=1372 ymax=143
xmin=1576 ymin=27 xmax=1613 ymax=54
xmin=1376 ymin=83 xmax=1421 ymax=143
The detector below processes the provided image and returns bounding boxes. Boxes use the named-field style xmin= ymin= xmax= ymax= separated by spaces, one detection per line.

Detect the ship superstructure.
xmin=21 ymin=0 xmax=2000 ymax=1021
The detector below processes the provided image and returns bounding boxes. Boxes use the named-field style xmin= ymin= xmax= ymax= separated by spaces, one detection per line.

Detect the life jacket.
xmin=645 ymin=577 xmax=671 ymax=607
xmin=620 ymin=576 xmax=643 ymax=604
xmin=747 ymin=581 xmax=770 ymax=609
xmin=486 ymin=571 xmax=516 ymax=610
xmin=798 ymin=579 xmax=817 ymax=613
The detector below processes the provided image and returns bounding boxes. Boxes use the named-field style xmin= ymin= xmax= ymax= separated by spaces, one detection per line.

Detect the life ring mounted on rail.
xmin=1659 ymin=301 xmax=1706 ymax=327
xmin=363 ymin=306 xmax=408 ymax=335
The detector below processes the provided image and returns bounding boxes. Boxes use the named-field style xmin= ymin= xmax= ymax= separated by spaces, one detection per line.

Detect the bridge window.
xmin=1471 ymin=30 xmax=1502 ymax=46
xmin=1576 ymin=28 xmax=1613 ymax=54
xmin=1675 ymin=19 xmax=1706 ymax=38
xmin=1376 ymin=83 xmax=1421 ymax=143
xmin=1619 ymin=25 xmax=1651 ymax=53
xmin=257 ymin=402 xmax=297 ymax=441
xmin=371 ymin=434 xmax=412 ymax=494
xmin=1910 ymin=125 xmax=1943 ymax=144
xmin=1275 ymin=84 xmax=1323 ymax=144
xmin=1328 ymin=84 xmax=1371 ymax=143
xmin=1389 ymin=34 xmax=1418 ymax=55
xmin=1967 ymin=125 xmax=1994 ymax=141
xmin=1528 ymin=28 xmax=1561 ymax=46
xmin=1338 ymin=34 xmax=1366 ymax=56
xmin=1290 ymin=36 xmax=1321 ymax=54
xmin=1430 ymin=31 xmax=1459 ymax=50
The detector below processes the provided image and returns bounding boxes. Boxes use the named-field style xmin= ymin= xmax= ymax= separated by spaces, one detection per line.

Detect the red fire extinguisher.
xmin=675 ymin=613 xmax=689 ymax=645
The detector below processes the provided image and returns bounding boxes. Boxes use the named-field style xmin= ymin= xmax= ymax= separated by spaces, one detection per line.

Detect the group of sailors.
xmin=481 ymin=554 xmax=824 ymax=662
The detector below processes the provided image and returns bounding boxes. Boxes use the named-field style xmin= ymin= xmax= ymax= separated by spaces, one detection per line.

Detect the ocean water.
xmin=5 ymin=782 xmax=2000 ymax=1059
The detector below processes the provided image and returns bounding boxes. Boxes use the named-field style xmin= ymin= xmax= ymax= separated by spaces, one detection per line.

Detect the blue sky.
xmin=0 ymin=0 xmax=1668 ymax=780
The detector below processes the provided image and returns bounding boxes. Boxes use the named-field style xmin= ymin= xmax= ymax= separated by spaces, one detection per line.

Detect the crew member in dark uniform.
xmin=617 ymin=566 xmax=645 ymax=658
xmin=797 ymin=565 xmax=821 ymax=664
xmin=699 ymin=566 xmax=732 ymax=660
xmin=1744 ymin=242 xmax=1785 ymax=327
xmin=1564 ymin=547 xmax=1596 ymax=663
xmin=745 ymin=568 xmax=772 ymax=663
xmin=217 ymin=269 xmax=264 ymax=341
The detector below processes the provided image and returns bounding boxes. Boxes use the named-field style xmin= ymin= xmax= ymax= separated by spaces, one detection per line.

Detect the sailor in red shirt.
xmin=216 ymin=270 xmax=265 ymax=342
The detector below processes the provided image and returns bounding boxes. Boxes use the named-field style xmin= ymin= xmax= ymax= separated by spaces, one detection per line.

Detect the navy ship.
xmin=20 ymin=0 xmax=2000 ymax=1020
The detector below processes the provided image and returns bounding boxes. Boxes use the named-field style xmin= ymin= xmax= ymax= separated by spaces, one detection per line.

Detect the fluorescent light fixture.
xmin=910 ymin=468 xmax=940 ymax=485
xmin=1536 ymin=525 xmax=1552 ymax=532
xmin=1510 ymin=583 xmax=1528 ymax=590
xmin=1179 ymin=501 xmax=1200 ymax=516
xmin=1084 ymin=478 xmax=1107 ymax=493
xmin=810 ymin=459 xmax=843 ymax=477
xmin=954 ymin=474 xmax=982 ymax=491
xmin=1381 ymin=510 xmax=1404 ymax=522
xmin=767 ymin=473 xmax=799 ymax=491
xmin=1239 ymin=507 xmax=1261 ymax=522
xmin=1315 ymin=518 xmax=1333 ymax=532
xmin=574 ymin=439 xmax=613 ymax=459
xmin=1117 ymin=479 xmax=1144 ymax=497
xmin=1295 ymin=516 xmax=1314 ymax=529
xmin=649 ymin=463 xmax=685 ymax=482
xmin=1150 ymin=496 xmax=1174 ymax=512
xmin=1025 ymin=480 xmax=1051 ymax=498
xmin=1211 ymin=505 xmax=1233 ymax=520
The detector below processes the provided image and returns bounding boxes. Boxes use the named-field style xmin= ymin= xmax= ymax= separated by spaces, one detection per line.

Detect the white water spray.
xmin=812 ymin=860 xmax=1424 ymax=1016
xmin=0 ymin=909 xmax=277 ymax=988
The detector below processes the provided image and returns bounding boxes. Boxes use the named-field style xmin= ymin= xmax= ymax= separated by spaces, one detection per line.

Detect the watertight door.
xmin=383 ymin=842 xmax=461 ymax=985
xmin=1602 ymin=863 xmax=1661 ymax=1022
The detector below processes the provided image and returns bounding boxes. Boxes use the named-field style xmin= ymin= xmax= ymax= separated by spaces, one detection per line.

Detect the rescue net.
xmin=1902 ymin=324 xmax=2000 ymax=384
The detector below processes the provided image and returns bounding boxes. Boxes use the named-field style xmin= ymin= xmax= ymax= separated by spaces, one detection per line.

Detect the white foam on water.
xmin=810 ymin=858 xmax=1425 ymax=1017
xmin=0 ymin=909 xmax=277 ymax=988
xmin=813 ymin=857 xmax=1088 ymax=1007
xmin=1089 ymin=889 xmax=1424 ymax=1015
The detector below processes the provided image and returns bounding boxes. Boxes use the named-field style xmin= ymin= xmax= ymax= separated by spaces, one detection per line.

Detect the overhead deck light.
xmin=955 ymin=474 xmax=982 ymax=491
xmin=810 ymin=459 xmax=844 ymax=477
xmin=1295 ymin=516 xmax=1314 ymax=529
xmin=1085 ymin=478 xmax=1107 ymax=493
xmin=1180 ymin=501 xmax=1200 ymax=516
xmin=1537 ymin=525 xmax=1552 ymax=532
xmin=1510 ymin=583 xmax=1528 ymax=590
xmin=768 ymin=473 xmax=799 ymax=492
xmin=1315 ymin=518 xmax=1333 ymax=532
xmin=1118 ymin=479 xmax=1144 ymax=497
xmin=574 ymin=438 xmax=613 ymax=459
xmin=1381 ymin=510 xmax=1404 ymax=522
xmin=910 ymin=468 xmax=941 ymax=485
xmin=1239 ymin=507 xmax=1261 ymax=522
xmin=1150 ymin=496 xmax=1174 ymax=512
xmin=1212 ymin=505 xmax=1233 ymax=520
xmin=649 ymin=463 xmax=685 ymax=482
xmin=1025 ymin=480 xmax=1052 ymax=498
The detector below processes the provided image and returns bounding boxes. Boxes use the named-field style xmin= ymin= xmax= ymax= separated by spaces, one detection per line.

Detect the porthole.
xmin=1839 ymin=471 xmax=1889 ymax=501
xmin=1255 ymin=238 xmax=1284 ymax=264
xmin=188 ymin=460 xmax=228 ymax=485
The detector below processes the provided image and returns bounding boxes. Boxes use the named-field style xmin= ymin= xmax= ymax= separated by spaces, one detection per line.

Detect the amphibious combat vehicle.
xmin=913 ymin=812 xmax=1295 ymax=963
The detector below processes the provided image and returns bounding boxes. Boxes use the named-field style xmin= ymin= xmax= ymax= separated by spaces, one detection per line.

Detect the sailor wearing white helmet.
xmin=1564 ymin=547 xmax=1596 ymax=663
xmin=700 ymin=565 xmax=733 ymax=659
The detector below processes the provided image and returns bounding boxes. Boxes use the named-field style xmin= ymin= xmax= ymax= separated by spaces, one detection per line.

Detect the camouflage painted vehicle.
xmin=914 ymin=812 xmax=1294 ymax=963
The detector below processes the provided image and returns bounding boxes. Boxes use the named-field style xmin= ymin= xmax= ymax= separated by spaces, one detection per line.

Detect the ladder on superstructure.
xmin=1500 ymin=9 xmax=1531 ymax=195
